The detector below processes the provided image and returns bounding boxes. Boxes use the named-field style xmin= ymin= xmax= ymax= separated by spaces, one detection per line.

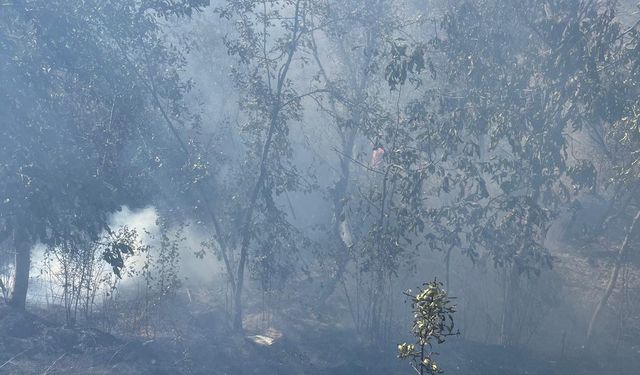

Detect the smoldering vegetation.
xmin=1 ymin=0 xmax=640 ymax=374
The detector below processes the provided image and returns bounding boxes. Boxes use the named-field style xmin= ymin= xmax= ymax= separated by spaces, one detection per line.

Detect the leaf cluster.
xmin=398 ymin=280 xmax=458 ymax=374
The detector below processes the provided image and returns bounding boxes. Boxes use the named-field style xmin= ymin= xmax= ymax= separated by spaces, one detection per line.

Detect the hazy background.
xmin=1 ymin=1 xmax=640 ymax=374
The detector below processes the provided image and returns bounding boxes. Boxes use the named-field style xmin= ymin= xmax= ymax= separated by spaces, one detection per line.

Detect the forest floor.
xmin=0 ymin=301 xmax=620 ymax=375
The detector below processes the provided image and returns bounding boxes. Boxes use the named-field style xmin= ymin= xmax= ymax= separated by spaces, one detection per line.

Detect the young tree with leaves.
xmin=208 ymin=0 xmax=318 ymax=330
xmin=398 ymin=280 xmax=458 ymax=375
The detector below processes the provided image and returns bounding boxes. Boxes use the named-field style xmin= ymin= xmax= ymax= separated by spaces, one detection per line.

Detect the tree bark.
xmin=445 ymin=244 xmax=454 ymax=291
xmin=10 ymin=229 xmax=30 ymax=310
xmin=586 ymin=208 xmax=640 ymax=347
xmin=500 ymin=264 xmax=519 ymax=346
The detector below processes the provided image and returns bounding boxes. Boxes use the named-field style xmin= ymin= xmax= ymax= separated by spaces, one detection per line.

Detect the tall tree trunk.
xmin=10 ymin=229 xmax=30 ymax=310
xmin=587 ymin=208 xmax=640 ymax=347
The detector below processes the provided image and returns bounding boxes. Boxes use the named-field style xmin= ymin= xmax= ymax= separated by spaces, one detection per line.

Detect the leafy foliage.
xmin=398 ymin=280 xmax=458 ymax=374
xmin=102 ymin=226 xmax=148 ymax=279
xmin=385 ymin=40 xmax=430 ymax=89
xmin=0 ymin=0 xmax=205 ymax=307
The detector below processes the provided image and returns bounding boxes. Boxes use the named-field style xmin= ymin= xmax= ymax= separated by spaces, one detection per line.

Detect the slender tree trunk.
xmin=309 ymin=31 xmax=357 ymax=305
xmin=232 ymin=0 xmax=304 ymax=331
xmin=587 ymin=208 xmax=640 ymax=347
xmin=318 ymin=129 xmax=356 ymax=303
xmin=10 ymin=229 xmax=30 ymax=310
xmin=445 ymin=244 xmax=454 ymax=290
xmin=420 ymin=342 xmax=425 ymax=375
xmin=233 ymin=89 xmax=282 ymax=330
xmin=500 ymin=264 xmax=519 ymax=346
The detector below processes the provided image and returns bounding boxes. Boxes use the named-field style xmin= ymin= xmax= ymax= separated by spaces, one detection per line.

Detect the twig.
xmin=0 ymin=277 xmax=7 ymax=302
xmin=330 ymin=146 xmax=383 ymax=175
xmin=280 ymin=88 xmax=332 ymax=109
xmin=108 ymin=341 xmax=131 ymax=364
xmin=0 ymin=349 xmax=29 ymax=370
xmin=42 ymin=352 xmax=66 ymax=375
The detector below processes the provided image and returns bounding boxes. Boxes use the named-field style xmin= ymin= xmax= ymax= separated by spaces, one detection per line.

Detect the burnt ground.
xmin=0 ymin=302 xmax=625 ymax=375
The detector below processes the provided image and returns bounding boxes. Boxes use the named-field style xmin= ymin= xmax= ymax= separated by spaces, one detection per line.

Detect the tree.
xmin=417 ymin=0 xmax=630 ymax=346
xmin=306 ymin=0 xmax=402 ymax=316
xmin=583 ymin=7 xmax=640 ymax=345
xmin=307 ymin=0 xmax=455 ymax=343
xmin=207 ymin=0 xmax=316 ymax=330
xmin=0 ymin=0 xmax=207 ymax=309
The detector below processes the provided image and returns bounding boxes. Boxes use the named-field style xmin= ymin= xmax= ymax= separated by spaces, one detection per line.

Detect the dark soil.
xmin=0 ymin=303 xmax=621 ymax=375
